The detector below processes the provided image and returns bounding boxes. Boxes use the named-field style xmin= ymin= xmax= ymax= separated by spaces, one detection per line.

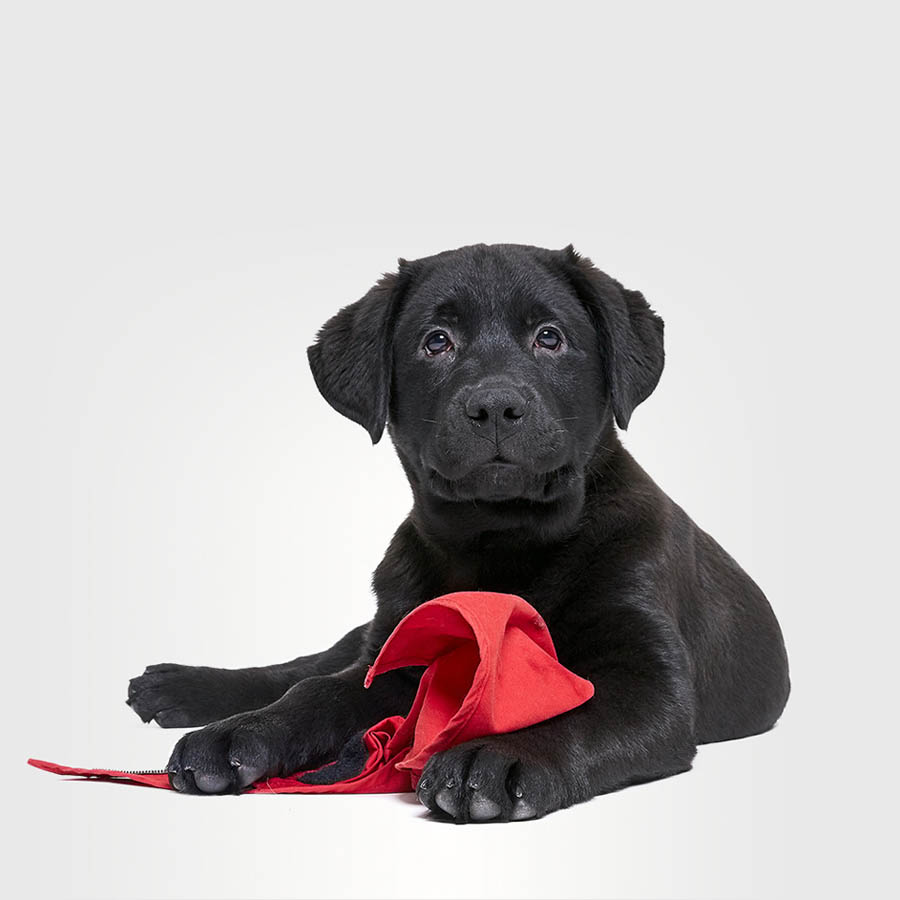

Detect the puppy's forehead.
xmin=400 ymin=245 xmax=583 ymax=328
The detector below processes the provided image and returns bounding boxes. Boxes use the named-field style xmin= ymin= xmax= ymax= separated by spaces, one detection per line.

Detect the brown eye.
xmin=424 ymin=331 xmax=453 ymax=355
xmin=534 ymin=327 xmax=562 ymax=351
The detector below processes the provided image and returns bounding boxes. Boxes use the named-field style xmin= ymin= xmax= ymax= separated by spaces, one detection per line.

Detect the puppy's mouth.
xmin=426 ymin=458 xmax=579 ymax=503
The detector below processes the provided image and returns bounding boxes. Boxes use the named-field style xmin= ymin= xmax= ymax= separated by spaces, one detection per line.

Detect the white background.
xmin=2 ymin=3 xmax=898 ymax=898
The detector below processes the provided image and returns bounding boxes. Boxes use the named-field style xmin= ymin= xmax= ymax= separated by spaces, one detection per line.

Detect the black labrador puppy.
xmin=128 ymin=243 xmax=790 ymax=822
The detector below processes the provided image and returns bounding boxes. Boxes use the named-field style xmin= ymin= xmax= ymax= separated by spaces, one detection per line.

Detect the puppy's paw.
xmin=127 ymin=664 xmax=265 ymax=728
xmin=166 ymin=711 xmax=291 ymax=794
xmin=416 ymin=738 xmax=568 ymax=823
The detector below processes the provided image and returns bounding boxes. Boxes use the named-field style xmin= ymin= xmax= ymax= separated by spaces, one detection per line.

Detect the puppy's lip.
xmin=429 ymin=456 xmax=547 ymax=482
xmin=473 ymin=461 xmax=526 ymax=498
xmin=425 ymin=460 xmax=579 ymax=503
xmin=442 ymin=459 xmax=531 ymax=487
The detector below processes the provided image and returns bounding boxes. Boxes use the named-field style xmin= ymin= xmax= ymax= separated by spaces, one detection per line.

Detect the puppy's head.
xmin=308 ymin=244 xmax=663 ymax=515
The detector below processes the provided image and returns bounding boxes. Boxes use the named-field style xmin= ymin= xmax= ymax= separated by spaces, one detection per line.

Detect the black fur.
xmin=127 ymin=243 xmax=789 ymax=821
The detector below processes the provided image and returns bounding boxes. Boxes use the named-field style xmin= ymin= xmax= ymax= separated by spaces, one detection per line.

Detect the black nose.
xmin=465 ymin=385 xmax=528 ymax=426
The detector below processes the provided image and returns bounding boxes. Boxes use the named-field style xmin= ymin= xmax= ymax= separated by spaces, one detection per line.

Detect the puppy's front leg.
xmin=166 ymin=663 xmax=419 ymax=793
xmin=127 ymin=624 xmax=370 ymax=727
xmin=416 ymin=604 xmax=698 ymax=822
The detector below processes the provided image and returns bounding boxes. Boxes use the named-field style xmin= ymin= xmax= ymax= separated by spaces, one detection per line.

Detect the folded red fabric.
xmin=29 ymin=591 xmax=595 ymax=794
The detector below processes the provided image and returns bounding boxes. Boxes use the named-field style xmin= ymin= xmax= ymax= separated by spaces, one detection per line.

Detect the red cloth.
xmin=28 ymin=591 xmax=594 ymax=794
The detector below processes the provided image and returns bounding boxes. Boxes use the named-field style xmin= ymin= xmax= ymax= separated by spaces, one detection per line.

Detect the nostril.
xmin=464 ymin=387 xmax=528 ymax=424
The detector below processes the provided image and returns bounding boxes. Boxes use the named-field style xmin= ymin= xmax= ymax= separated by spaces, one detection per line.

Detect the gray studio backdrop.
xmin=2 ymin=3 xmax=897 ymax=899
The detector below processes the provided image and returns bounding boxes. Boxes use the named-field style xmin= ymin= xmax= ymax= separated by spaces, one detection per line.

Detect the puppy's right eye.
xmin=424 ymin=331 xmax=454 ymax=355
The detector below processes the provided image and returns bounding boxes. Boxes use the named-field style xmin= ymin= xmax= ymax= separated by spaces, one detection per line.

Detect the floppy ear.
xmin=556 ymin=245 xmax=665 ymax=430
xmin=307 ymin=263 xmax=413 ymax=443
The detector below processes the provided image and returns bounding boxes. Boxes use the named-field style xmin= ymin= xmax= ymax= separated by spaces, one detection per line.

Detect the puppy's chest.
xmin=438 ymin=551 xmax=579 ymax=623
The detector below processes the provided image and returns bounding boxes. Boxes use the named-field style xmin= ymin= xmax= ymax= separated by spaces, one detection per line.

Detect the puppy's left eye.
xmin=424 ymin=331 xmax=454 ymax=355
xmin=534 ymin=327 xmax=563 ymax=351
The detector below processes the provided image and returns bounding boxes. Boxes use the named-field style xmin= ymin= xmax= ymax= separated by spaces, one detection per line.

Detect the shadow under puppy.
xmin=128 ymin=243 xmax=790 ymax=822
